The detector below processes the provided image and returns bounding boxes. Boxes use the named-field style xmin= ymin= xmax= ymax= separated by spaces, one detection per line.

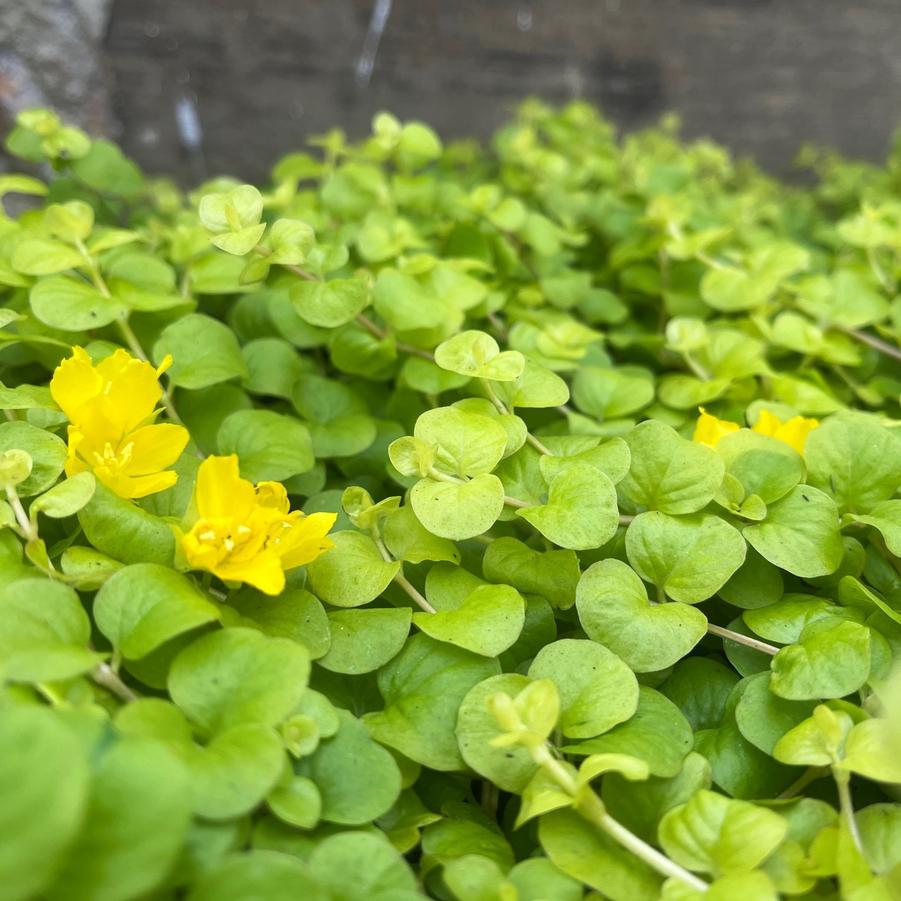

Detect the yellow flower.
xmin=180 ymin=455 xmax=336 ymax=596
xmin=692 ymin=407 xmax=740 ymax=448
xmin=751 ymin=409 xmax=819 ymax=455
xmin=50 ymin=346 xmax=189 ymax=499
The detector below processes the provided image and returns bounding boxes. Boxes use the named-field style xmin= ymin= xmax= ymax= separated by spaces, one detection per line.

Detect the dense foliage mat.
xmin=2 ymin=102 xmax=901 ymax=899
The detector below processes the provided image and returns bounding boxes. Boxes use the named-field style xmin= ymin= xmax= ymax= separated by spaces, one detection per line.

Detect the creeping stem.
xmin=530 ymin=742 xmax=709 ymax=893
xmin=373 ymin=533 xmax=436 ymax=614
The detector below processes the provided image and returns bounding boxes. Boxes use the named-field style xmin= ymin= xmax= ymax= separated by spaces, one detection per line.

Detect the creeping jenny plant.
xmin=1 ymin=101 xmax=901 ymax=899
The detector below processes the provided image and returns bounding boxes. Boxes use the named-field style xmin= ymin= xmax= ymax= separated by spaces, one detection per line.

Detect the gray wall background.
xmin=3 ymin=0 xmax=901 ymax=183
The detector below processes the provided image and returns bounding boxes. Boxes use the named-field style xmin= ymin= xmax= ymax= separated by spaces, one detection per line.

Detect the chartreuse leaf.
xmin=482 ymin=536 xmax=580 ymax=609
xmin=413 ymin=583 xmax=525 ymax=657
xmin=217 ymin=409 xmax=314 ymax=481
xmin=0 ymin=420 xmax=66 ymax=496
xmin=434 ymin=329 xmax=525 ymax=381
xmin=743 ymin=485 xmax=843 ymax=578
xmin=518 ymin=460 xmax=619 ymax=550
xmin=267 ymin=774 xmax=321 ymax=829
xmin=168 ymin=627 xmax=310 ymax=734
xmin=659 ymin=789 xmax=788 ymax=876
xmin=307 ymin=831 xmax=420 ymax=901
xmin=715 ymin=430 xmax=804 ymax=505
xmin=94 ymin=563 xmax=220 ymax=660
xmin=539 ymin=810 xmax=661 ymax=901
xmin=577 ymin=558 xmax=707 ymax=671
xmin=153 ymin=313 xmax=248 ymax=389
xmin=620 ymin=420 xmax=725 ymax=514
xmin=572 ymin=365 xmax=655 ymax=419
xmin=626 ymin=512 xmax=746 ymax=603
xmin=29 ymin=471 xmax=95 ymax=519
xmin=317 ymin=607 xmax=411 ymax=674
xmin=0 ymin=707 xmax=90 ymax=901
xmin=300 ymin=710 xmax=402 ymax=825
xmin=456 ymin=673 xmax=539 ymax=792
xmin=291 ymin=278 xmax=369 ymax=328
xmin=381 ymin=504 xmax=460 ymax=564
xmin=805 ymin=415 xmax=901 ymax=513
xmin=564 ymin=687 xmax=693 ymax=778
xmin=858 ymin=804 xmax=901 ymax=873
xmin=364 ymin=634 xmax=500 ymax=770
xmin=842 ymin=718 xmax=901 ymax=783
xmin=770 ymin=619 xmax=872 ymax=700
xmin=492 ymin=359 xmax=570 ymax=409
xmin=410 ymin=474 xmax=505 ymax=540
xmin=415 ymin=405 xmax=508 ymax=477
xmin=528 ymin=639 xmax=638 ymax=739
xmin=45 ymin=740 xmax=192 ymax=901
xmin=307 ymin=531 xmax=399 ymax=607
xmin=0 ymin=577 xmax=103 ymax=682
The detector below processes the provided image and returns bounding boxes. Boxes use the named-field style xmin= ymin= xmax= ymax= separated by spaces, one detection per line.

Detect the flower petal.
xmin=99 ymin=468 xmax=178 ymax=500
xmin=693 ymin=407 xmax=739 ymax=448
xmin=213 ymin=549 xmax=286 ymax=596
xmin=50 ymin=347 xmax=103 ymax=422
xmin=194 ymin=454 xmax=256 ymax=520
xmin=122 ymin=423 xmax=190 ymax=475
xmin=276 ymin=511 xmax=337 ymax=570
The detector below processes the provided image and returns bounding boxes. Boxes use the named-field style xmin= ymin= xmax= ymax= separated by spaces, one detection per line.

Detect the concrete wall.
xmin=4 ymin=1 xmax=901 ymax=183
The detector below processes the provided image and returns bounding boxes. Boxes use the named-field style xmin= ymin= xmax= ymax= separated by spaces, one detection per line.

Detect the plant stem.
xmin=426 ymin=466 xmax=532 ymax=510
xmin=532 ymin=744 xmax=709 ymax=892
xmin=834 ymin=770 xmax=864 ymax=854
xmin=778 ymin=766 xmax=828 ymax=799
xmin=373 ymin=534 xmax=436 ymax=613
xmin=706 ymin=623 xmax=779 ymax=656
xmin=92 ymin=661 xmax=138 ymax=702
xmin=841 ymin=326 xmax=901 ymax=362
xmin=5 ymin=484 xmax=35 ymax=539
xmin=482 ymin=378 xmax=555 ymax=457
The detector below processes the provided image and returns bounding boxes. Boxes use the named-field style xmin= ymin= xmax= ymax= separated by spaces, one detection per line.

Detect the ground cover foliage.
xmin=2 ymin=102 xmax=901 ymax=899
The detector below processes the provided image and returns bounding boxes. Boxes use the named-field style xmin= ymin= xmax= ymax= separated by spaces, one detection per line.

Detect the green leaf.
xmin=658 ymin=789 xmax=788 ymax=875
xmin=318 ymin=607 xmax=411 ymax=674
xmin=415 ymin=405 xmax=508 ymax=477
xmin=518 ymin=461 xmax=619 ymax=550
xmin=572 ymin=365 xmax=655 ymax=419
xmin=217 ymin=409 xmax=314 ymax=481
xmin=30 ymin=275 xmax=126 ymax=330
xmin=527 ymin=638 xmax=638 ymax=739
xmin=0 ymin=420 xmax=65 ymax=496
xmin=186 ymin=851 xmax=325 ymax=901
xmin=0 ymin=577 xmax=102 ymax=682
xmin=492 ymin=359 xmax=570 ymax=409
xmin=410 ymin=474 xmax=505 ymax=540
xmin=770 ymin=619 xmax=872 ymax=700
xmin=539 ymin=809 xmax=661 ymax=901
xmin=0 ymin=707 xmax=90 ymax=901
xmin=307 ymin=531 xmax=400 ymax=608
xmin=620 ymin=420 xmax=725 ymax=514
xmin=626 ymin=511 xmax=746 ymax=603
xmin=413 ymin=583 xmax=525 ymax=657
xmin=733 ymin=673 xmax=817 ymax=755
xmin=308 ymin=830 xmax=419 ymax=901
xmin=169 ymin=627 xmax=310 ymax=734
xmin=564 ymin=687 xmax=693 ymax=778
xmin=848 ymin=499 xmax=901 ymax=556
xmin=715 ymin=430 xmax=804 ymax=505
xmin=577 ymin=558 xmax=707 ymax=671
xmin=29 ymin=472 xmax=95 ymax=519
xmin=805 ymin=415 xmax=901 ymax=513
xmin=482 ymin=536 xmax=580 ymax=610
xmin=153 ymin=313 xmax=248 ymax=389
xmin=241 ymin=337 xmax=306 ymax=398
xmin=59 ymin=546 xmax=124 ymax=590
xmin=45 ymin=740 xmax=192 ymax=901
xmin=300 ymin=709 xmax=402 ymax=824
xmin=291 ymin=278 xmax=369 ymax=328
xmin=267 ymin=775 xmax=321 ymax=829
xmin=94 ymin=563 xmax=220 ymax=660
xmin=364 ymin=634 xmax=500 ymax=770
xmin=78 ymin=483 xmax=175 ymax=565
xmin=13 ymin=237 xmax=84 ymax=274
xmin=225 ymin=587 xmax=330 ymax=657
xmin=456 ymin=673 xmax=539 ymax=792
xmin=843 ymin=718 xmax=901 ymax=783
xmin=743 ymin=485 xmax=843 ymax=578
